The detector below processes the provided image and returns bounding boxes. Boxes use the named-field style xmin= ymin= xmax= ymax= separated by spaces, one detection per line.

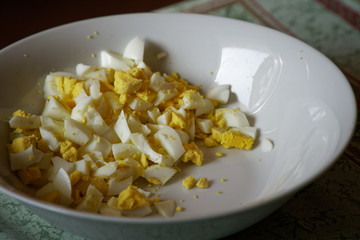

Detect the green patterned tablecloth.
xmin=1 ymin=0 xmax=360 ymax=239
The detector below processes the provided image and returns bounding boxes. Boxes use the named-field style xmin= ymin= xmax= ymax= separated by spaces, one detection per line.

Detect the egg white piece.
xmin=42 ymin=96 xmax=71 ymax=121
xmin=39 ymin=127 xmax=60 ymax=151
xmin=147 ymin=108 xmax=161 ymax=124
xmin=112 ymin=143 xmax=142 ymax=160
xmin=50 ymin=156 xmax=75 ymax=181
xmin=150 ymin=73 xmax=165 ymax=91
xmin=76 ymin=63 xmax=96 ymax=76
xmin=196 ymin=118 xmax=213 ymax=134
xmin=123 ymin=36 xmax=145 ymax=63
xmin=129 ymin=98 xmax=153 ymax=111
xmin=77 ymin=184 xmax=104 ymax=212
xmin=114 ymin=110 xmax=131 ymax=143
xmin=216 ymin=108 xmax=250 ymax=128
xmin=130 ymin=133 xmax=173 ymax=166
xmin=124 ymin=157 xmax=144 ymax=180
xmin=71 ymin=96 xmax=94 ymax=123
xmin=78 ymin=135 xmax=112 ymax=158
xmin=9 ymin=115 xmax=41 ymax=129
xmin=154 ymin=126 xmax=185 ymax=162
xmin=99 ymin=204 xmax=122 ymax=217
xmin=94 ymin=162 xmax=118 ymax=178
xmin=101 ymin=123 xmax=121 ymax=144
xmin=261 ymin=138 xmax=274 ymax=152
xmin=195 ymin=99 xmax=214 ymax=116
xmin=74 ymin=159 xmax=91 ymax=176
xmin=64 ymin=118 xmax=92 ymax=146
xmin=43 ymin=75 xmax=61 ymax=98
xmin=127 ymin=115 xmax=151 ymax=136
xmin=237 ymin=127 xmax=257 ymax=139
xmin=84 ymin=69 xmax=107 ymax=82
xmin=108 ymin=176 xmax=133 ymax=196
xmin=35 ymin=182 xmax=56 ymax=198
xmin=9 ymin=145 xmax=43 ymax=171
xmin=34 ymin=152 xmax=53 ymax=169
xmin=144 ymin=164 xmax=177 ymax=185
xmin=103 ymin=92 xmax=123 ymax=113
xmin=84 ymin=106 xmax=109 ymax=135
xmin=121 ymin=204 xmax=152 ymax=217
xmin=157 ymin=110 xmax=171 ymax=125
xmin=205 ymin=84 xmax=230 ymax=104
xmin=100 ymin=50 xmax=134 ymax=71
xmin=154 ymin=200 xmax=176 ymax=218
xmin=40 ymin=116 xmax=64 ymax=136
xmin=52 ymin=168 xmax=72 ymax=201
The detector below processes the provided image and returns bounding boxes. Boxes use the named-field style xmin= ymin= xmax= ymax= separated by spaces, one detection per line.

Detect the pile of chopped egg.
xmin=7 ymin=37 xmax=259 ymax=218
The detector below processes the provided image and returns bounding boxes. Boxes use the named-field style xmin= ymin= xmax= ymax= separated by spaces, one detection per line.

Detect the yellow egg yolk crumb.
xmin=181 ymin=142 xmax=204 ymax=166
xmin=196 ymin=177 xmax=209 ymax=188
xmin=117 ymin=185 xmax=149 ymax=210
xmin=182 ymin=176 xmax=197 ymax=189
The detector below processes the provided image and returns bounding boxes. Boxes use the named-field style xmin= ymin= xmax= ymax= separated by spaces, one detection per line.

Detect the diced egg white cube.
xmin=157 ymin=110 xmax=171 ymax=125
xmin=154 ymin=200 xmax=176 ymax=218
xmin=150 ymin=73 xmax=165 ymax=91
xmin=71 ymin=96 xmax=94 ymax=123
xmin=35 ymin=182 xmax=56 ymax=198
xmin=123 ymin=36 xmax=145 ymax=63
xmin=112 ymin=143 xmax=142 ymax=160
xmin=147 ymin=108 xmax=161 ymax=123
xmin=261 ymin=138 xmax=274 ymax=152
xmin=129 ymin=98 xmax=153 ymax=111
xmin=144 ymin=164 xmax=177 ymax=185
xmin=154 ymin=126 xmax=185 ymax=162
xmin=74 ymin=159 xmax=91 ymax=176
xmin=100 ymin=50 xmax=134 ymax=71
xmin=127 ymin=115 xmax=151 ymax=136
xmin=153 ymin=83 xmax=177 ymax=106
xmin=86 ymin=79 xmax=102 ymax=99
xmin=237 ymin=127 xmax=257 ymax=139
xmin=121 ymin=204 xmax=152 ymax=217
xmin=103 ymin=92 xmax=123 ymax=113
xmin=76 ymin=63 xmax=96 ymax=76
xmin=205 ymin=84 xmax=230 ymax=104
xmin=84 ymin=69 xmax=107 ymax=82
xmin=52 ymin=168 xmax=72 ymax=201
xmin=76 ymin=184 xmax=104 ymax=212
xmin=64 ymin=118 xmax=92 ymax=146
xmin=9 ymin=115 xmax=41 ymax=129
xmin=94 ymin=162 xmax=118 ymax=178
xmin=130 ymin=133 xmax=173 ymax=166
xmin=40 ymin=116 xmax=64 ymax=136
xmin=9 ymin=145 xmax=42 ymax=171
xmin=101 ymin=123 xmax=121 ymax=144
xmin=174 ymin=129 xmax=189 ymax=143
xmin=34 ymin=152 xmax=53 ymax=169
xmin=108 ymin=176 xmax=133 ymax=196
xmin=215 ymin=108 xmax=250 ymax=128
xmin=49 ymin=156 xmax=75 ymax=181
xmin=42 ymin=96 xmax=71 ymax=121
xmin=39 ymin=127 xmax=60 ymax=151
xmin=124 ymin=157 xmax=143 ymax=180
xmin=196 ymin=118 xmax=213 ymax=134
xmin=195 ymin=99 xmax=214 ymax=116
xmin=99 ymin=204 xmax=122 ymax=217
xmin=85 ymin=106 xmax=109 ymax=135
xmin=78 ymin=135 xmax=112 ymax=158
xmin=43 ymin=75 xmax=61 ymax=98
xmin=114 ymin=110 xmax=131 ymax=143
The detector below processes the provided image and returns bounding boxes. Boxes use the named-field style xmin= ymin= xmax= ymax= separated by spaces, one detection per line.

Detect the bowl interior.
xmin=0 ymin=13 xmax=356 ymax=220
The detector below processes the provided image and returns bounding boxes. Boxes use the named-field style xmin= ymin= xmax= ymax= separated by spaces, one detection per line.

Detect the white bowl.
xmin=0 ymin=13 xmax=356 ymax=239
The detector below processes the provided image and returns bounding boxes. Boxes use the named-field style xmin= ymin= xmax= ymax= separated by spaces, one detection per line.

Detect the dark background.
xmin=0 ymin=0 xmax=183 ymax=49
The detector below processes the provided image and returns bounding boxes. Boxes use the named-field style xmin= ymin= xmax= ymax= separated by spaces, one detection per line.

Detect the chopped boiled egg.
xmin=7 ymin=36 xmax=267 ymax=219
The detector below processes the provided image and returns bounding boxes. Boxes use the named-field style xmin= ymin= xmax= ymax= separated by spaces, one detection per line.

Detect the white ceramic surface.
xmin=0 ymin=13 xmax=356 ymax=240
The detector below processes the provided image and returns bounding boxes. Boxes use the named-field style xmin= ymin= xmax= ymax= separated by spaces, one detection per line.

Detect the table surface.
xmin=1 ymin=0 xmax=360 ymax=239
